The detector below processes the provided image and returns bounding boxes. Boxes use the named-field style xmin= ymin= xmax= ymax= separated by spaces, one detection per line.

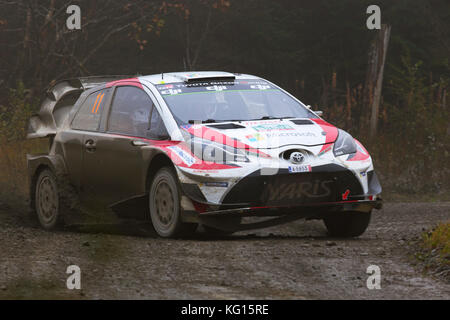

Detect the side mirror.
xmin=131 ymin=140 xmax=149 ymax=147
xmin=314 ymin=110 xmax=323 ymax=117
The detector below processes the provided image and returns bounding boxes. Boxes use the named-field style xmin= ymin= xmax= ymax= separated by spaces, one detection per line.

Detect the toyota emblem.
xmin=290 ymin=152 xmax=305 ymax=164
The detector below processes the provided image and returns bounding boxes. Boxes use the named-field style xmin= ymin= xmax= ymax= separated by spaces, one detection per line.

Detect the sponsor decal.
xmin=91 ymin=92 xmax=105 ymax=114
xmin=156 ymin=80 xmax=273 ymax=96
xmin=243 ymin=120 xmax=280 ymax=126
xmin=288 ymin=165 xmax=312 ymax=173
xmin=246 ymin=133 xmax=265 ymax=142
xmin=193 ymin=169 xmax=220 ymax=174
xmin=250 ymin=84 xmax=271 ymax=90
xmin=252 ymin=123 xmax=294 ymax=132
xmin=203 ymin=182 xmax=229 ymax=188
xmin=160 ymin=88 xmax=182 ymax=95
xmin=359 ymin=171 xmax=367 ymax=177
xmin=167 ymin=146 xmax=196 ymax=167
xmin=265 ymin=132 xmax=316 ymax=138
xmin=181 ymin=125 xmax=271 ymax=158
xmin=342 ymin=189 xmax=350 ymax=200
xmin=180 ymin=124 xmax=193 ymax=130
xmin=262 ymin=179 xmax=334 ymax=202
xmin=206 ymin=85 xmax=227 ymax=91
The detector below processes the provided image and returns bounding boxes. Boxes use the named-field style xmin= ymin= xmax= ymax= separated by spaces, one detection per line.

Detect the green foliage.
xmin=0 ymin=82 xmax=35 ymax=142
xmin=374 ymin=51 xmax=450 ymax=195
xmin=422 ymin=223 xmax=450 ymax=257
xmin=386 ymin=54 xmax=429 ymax=139
xmin=416 ymin=222 xmax=450 ymax=280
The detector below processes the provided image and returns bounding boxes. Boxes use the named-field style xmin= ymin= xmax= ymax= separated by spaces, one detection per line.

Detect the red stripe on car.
xmin=347 ymin=140 xmax=370 ymax=161
xmin=311 ymin=118 xmax=338 ymax=153
xmin=182 ymin=125 xmax=271 ymax=158
xmin=106 ymin=78 xmax=143 ymax=89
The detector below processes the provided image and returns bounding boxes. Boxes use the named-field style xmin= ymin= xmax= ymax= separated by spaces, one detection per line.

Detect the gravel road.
xmin=0 ymin=202 xmax=449 ymax=299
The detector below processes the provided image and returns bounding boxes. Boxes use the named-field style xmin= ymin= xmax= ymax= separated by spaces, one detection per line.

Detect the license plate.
xmin=288 ymin=165 xmax=312 ymax=173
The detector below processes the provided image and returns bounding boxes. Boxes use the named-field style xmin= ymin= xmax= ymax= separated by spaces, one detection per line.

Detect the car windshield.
xmin=155 ymin=80 xmax=316 ymax=124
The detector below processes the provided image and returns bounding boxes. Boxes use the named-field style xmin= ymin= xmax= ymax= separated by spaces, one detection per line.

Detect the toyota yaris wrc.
xmin=27 ymin=72 xmax=382 ymax=238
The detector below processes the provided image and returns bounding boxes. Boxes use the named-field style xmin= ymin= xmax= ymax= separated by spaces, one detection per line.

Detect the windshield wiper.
xmin=188 ymin=119 xmax=217 ymax=124
xmin=187 ymin=117 xmax=294 ymax=124
xmin=249 ymin=116 xmax=295 ymax=121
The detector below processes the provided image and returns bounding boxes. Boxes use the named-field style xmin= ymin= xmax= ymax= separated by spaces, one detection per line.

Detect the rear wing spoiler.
xmin=27 ymin=76 xmax=131 ymax=139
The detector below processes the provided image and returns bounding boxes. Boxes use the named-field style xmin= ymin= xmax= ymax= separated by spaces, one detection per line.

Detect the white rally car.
xmin=27 ymin=71 xmax=382 ymax=238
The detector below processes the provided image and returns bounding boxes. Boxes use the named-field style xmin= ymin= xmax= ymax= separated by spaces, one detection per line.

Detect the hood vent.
xmin=207 ymin=123 xmax=246 ymax=130
xmin=290 ymin=119 xmax=314 ymax=125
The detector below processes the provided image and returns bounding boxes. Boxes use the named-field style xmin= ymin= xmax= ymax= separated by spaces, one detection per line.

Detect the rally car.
xmin=27 ymin=72 xmax=382 ymax=238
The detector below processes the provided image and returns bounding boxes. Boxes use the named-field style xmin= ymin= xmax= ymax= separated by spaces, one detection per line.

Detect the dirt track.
xmin=0 ymin=202 xmax=449 ymax=299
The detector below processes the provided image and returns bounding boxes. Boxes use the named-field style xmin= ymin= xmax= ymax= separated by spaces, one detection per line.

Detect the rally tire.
xmin=149 ymin=167 xmax=197 ymax=238
xmin=35 ymin=169 xmax=64 ymax=230
xmin=323 ymin=211 xmax=371 ymax=238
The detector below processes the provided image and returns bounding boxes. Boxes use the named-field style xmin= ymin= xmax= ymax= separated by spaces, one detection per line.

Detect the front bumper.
xmin=180 ymin=164 xmax=382 ymax=208
xmin=197 ymin=199 xmax=382 ymax=217
xmin=182 ymin=199 xmax=383 ymax=231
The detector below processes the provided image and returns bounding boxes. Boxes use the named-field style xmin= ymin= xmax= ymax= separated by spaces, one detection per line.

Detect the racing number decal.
xmin=91 ymin=92 xmax=105 ymax=114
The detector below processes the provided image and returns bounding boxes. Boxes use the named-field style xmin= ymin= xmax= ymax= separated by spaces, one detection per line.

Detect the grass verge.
xmin=415 ymin=222 xmax=450 ymax=282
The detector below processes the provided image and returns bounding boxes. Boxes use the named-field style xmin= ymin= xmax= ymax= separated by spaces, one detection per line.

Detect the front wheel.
xmin=323 ymin=211 xmax=371 ymax=238
xmin=149 ymin=167 xmax=197 ymax=238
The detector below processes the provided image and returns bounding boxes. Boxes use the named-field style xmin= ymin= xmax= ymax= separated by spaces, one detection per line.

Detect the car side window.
xmin=71 ymin=89 xmax=110 ymax=131
xmin=148 ymin=105 xmax=169 ymax=140
xmin=108 ymin=86 xmax=168 ymax=139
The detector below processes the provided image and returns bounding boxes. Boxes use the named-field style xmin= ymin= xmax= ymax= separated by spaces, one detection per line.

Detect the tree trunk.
xmin=363 ymin=24 xmax=391 ymax=140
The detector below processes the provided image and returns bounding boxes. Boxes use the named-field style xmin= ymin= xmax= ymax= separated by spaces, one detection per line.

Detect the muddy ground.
xmin=0 ymin=202 xmax=449 ymax=299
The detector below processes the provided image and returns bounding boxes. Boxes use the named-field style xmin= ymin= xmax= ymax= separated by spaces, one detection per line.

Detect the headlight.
xmin=190 ymin=138 xmax=249 ymax=163
xmin=333 ymin=129 xmax=357 ymax=156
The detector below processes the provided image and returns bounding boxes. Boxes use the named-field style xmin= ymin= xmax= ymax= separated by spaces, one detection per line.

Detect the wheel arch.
xmin=27 ymin=154 xmax=67 ymax=211
xmin=145 ymin=151 xmax=176 ymax=192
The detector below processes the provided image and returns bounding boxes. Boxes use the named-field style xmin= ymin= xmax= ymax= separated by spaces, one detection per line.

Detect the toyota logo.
xmin=290 ymin=152 xmax=305 ymax=164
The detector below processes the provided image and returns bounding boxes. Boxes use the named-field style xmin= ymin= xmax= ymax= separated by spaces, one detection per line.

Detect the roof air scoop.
xmin=175 ymin=71 xmax=236 ymax=83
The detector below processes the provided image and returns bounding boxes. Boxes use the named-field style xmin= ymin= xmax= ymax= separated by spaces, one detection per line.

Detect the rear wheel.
xmin=35 ymin=169 xmax=63 ymax=230
xmin=149 ymin=167 xmax=197 ymax=238
xmin=323 ymin=211 xmax=371 ymax=238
